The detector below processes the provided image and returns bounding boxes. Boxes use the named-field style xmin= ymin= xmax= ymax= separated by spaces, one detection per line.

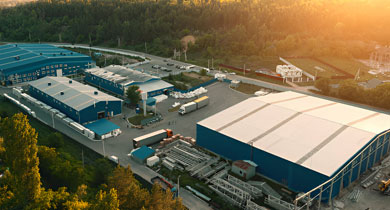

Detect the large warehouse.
xmin=29 ymin=77 xmax=122 ymax=124
xmin=197 ymin=91 xmax=390 ymax=199
xmin=84 ymin=65 xmax=173 ymax=98
xmin=0 ymin=43 xmax=94 ymax=85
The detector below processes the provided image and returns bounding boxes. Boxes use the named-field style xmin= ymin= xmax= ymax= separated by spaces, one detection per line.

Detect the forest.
xmin=0 ymin=113 xmax=185 ymax=210
xmin=0 ymin=0 xmax=389 ymax=59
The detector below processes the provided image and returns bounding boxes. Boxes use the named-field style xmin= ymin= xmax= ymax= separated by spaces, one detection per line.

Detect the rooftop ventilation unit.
xmin=94 ymin=91 xmax=98 ymax=95
xmin=48 ymin=82 xmax=52 ymax=86
xmin=69 ymin=80 xmax=72 ymax=84
xmin=60 ymin=92 xmax=64 ymax=95
xmin=15 ymin=56 xmax=20 ymax=60
xmin=40 ymin=53 xmax=43 ymax=55
xmin=70 ymin=52 xmax=73 ymax=55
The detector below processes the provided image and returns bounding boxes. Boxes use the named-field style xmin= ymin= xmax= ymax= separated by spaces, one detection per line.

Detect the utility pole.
xmin=212 ymin=58 xmax=214 ymax=69
xmin=177 ymin=175 xmax=181 ymax=198
xmin=184 ymin=50 xmax=187 ymax=61
xmin=145 ymin=42 xmax=147 ymax=53
xmin=208 ymin=59 xmax=210 ymax=69
xmin=102 ymin=140 xmax=106 ymax=157
xmin=244 ymin=64 xmax=246 ymax=76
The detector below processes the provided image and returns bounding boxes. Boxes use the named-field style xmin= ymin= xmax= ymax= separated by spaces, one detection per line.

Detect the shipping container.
xmin=133 ymin=129 xmax=173 ymax=148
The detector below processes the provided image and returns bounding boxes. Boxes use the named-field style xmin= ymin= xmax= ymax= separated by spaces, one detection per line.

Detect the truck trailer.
xmin=178 ymin=96 xmax=209 ymax=115
xmin=133 ymin=129 xmax=173 ymax=148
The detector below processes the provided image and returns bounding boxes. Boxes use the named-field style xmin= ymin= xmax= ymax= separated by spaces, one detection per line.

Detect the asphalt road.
xmin=54 ymin=44 xmax=203 ymax=78
xmin=0 ymin=82 xmax=249 ymax=210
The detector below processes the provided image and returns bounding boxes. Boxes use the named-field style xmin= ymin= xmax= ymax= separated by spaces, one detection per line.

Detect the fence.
xmin=173 ymin=78 xmax=217 ymax=93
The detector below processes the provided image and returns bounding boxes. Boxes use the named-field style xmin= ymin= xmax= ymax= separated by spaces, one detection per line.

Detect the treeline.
xmin=1 ymin=0 xmax=390 ymax=58
xmin=315 ymin=78 xmax=390 ymax=110
xmin=0 ymin=113 xmax=185 ymax=210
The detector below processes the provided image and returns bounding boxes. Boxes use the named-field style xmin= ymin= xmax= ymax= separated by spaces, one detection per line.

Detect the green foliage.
xmin=338 ymin=79 xmax=363 ymax=102
xmin=0 ymin=0 xmax=387 ymax=58
xmin=315 ymin=78 xmax=331 ymax=94
xmin=126 ymin=85 xmax=141 ymax=106
xmin=108 ymin=166 xmax=149 ymax=210
xmin=200 ymin=69 xmax=207 ymax=76
xmin=0 ymin=113 xmax=42 ymax=208
xmin=90 ymin=188 xmax=119 ymax=210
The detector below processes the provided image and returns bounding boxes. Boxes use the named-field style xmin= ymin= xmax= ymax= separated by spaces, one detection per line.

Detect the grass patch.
xmin=163 ymin=72 xmax=213 ymax=90
xmin=233 ymin=83 xmax=263 ymax=94
xmin=168 ymin=106 xmax=180 ymax=112
xmin=128 ymin=113 xmax=155 ymax=125
xmin=286 ymin=58 xmax=341 ymax=78
xmin=318 ymin=57 xmax=378 ymax=81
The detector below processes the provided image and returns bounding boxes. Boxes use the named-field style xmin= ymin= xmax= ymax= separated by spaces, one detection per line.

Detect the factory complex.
xmin=84 ymin=65 xmax=173 ymax=97
xmin=197 ymin=91 xmax=390 ymax=199
xmin=29 ymin=76 xmax=122 ymax=124
xmin=0 ymin=44 xmax=94 ymax=85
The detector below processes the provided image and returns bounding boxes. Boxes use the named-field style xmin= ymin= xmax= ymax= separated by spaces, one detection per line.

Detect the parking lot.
xmin=107 ymin=81 xmax=250 ymax=156
xmin=132 ymin=58 xmax=202 ymax=78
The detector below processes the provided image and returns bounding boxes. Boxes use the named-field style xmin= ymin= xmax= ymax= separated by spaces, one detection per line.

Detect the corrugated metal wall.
xmin=197 ymin=124 xmax=390 ymax=200
xmin=29 ymin=85 xmax=122 ymax=124
xmin=84 ymin=72 xmax=124 ymax=96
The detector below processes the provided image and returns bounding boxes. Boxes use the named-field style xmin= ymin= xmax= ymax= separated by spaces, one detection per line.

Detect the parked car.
xmin=175 ymin=65 xmax=181 ymax=69
xmin=180 ymin=66 xmax=186 ymax=70
xmin=167 ymin=63 xmax=174 ymax=66
xmin=152 ymin=65 xmax=160 ymax=69
xmin=163 ymin=59 xmax=168 ymax=62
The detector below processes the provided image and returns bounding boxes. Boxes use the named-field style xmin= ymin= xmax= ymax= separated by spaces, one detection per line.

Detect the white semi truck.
xmin=178 ymin=96 xmax=209 ymax=115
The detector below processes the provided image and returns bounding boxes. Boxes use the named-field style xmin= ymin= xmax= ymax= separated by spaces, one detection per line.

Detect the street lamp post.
xmin=102 ymin=139 xmax=106 ymax=157
xmin=177 ymin=175 xmax=181 ymax=198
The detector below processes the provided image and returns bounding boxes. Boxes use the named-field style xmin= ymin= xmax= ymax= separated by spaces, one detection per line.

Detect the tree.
xmin=314 ymin=78 xmax=330 ymax=94
xmin=126 ymin=85 xmax=141 ymax=106
xmin=0 ymin=113 xmax=42 ymax=208
xmin=338 ymin=79 xmax=362 ymax=102
xmin=200 ymin=69 xmax=207 ymax=76
xmin=90 ymin=188 xmax=119 ymax=210
xmin=46 ymin=132 xmax=64 ymax=148
xmin=108 ymin=166 xmax=149 ymax=210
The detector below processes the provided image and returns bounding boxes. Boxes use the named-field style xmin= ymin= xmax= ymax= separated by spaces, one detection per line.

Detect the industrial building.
xmin=0 ymin=43 xmax=94 ymax=85
xmin=197 ymin=91 xmax=390 ymax=199
xmin=29 ymin=76 xmax=122 ymax=124
xmin=84 ymin=65 xmax=173 ymax=98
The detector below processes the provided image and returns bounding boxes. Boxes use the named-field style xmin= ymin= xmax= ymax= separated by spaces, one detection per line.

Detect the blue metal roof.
xmin=146 ymin=97 xmax=156 ymax=106
xmin=132 ymin=146 xmax=155 ymax=161
xmin=84 ymin=119 xmax=120 ymax=136
xmin=0 ymin=43 xmax=90 ymax=72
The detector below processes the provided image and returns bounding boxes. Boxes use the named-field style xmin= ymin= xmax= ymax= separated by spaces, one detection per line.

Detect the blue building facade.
xmin=29 ymin=77 xmax=122 ymax=124
xmin=197 ymin=124 xmax=390 ymax=201
xmin=84 ymin=66 xmax=173 ymax=99
xmin=0 ymin=44 xmax=94 ymax=85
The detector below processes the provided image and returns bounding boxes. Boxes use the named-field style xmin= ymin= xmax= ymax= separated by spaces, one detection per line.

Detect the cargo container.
xmin=55 ymin=113 xmax=66 ymax=119
xmin=70 ymin=122 xmax=84 ymax=134
xmin=178 ymin=96 xmax=209 ymax=115
xmin=133 ymin=129 xmax=173 ymax=148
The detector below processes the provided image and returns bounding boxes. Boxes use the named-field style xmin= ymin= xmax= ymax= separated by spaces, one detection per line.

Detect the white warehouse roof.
xmin=198 ymin=91 xmax=390 ymax=177
xmin=29 ymin=76 xmax=122 ymax=111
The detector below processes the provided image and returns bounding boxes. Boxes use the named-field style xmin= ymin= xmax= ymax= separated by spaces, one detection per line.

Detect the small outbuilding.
xmin=232 ymin=160 xmax=257 ymax=180
xmin=131 ymin=146 xmax=155 ymax=164
xmin=84 ymin=118 xmax=121 ymax=140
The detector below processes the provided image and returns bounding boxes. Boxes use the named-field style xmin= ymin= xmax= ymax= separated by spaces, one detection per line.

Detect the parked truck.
xmin=133 ymin=129 xmax=173 ymax=148
xmin=178 ymin=96 xmax=209 ymax=115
